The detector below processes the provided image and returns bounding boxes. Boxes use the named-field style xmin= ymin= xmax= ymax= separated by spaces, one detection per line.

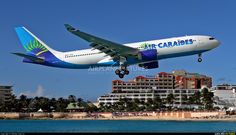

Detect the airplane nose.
xmin=214 ymin=39 xmax=221 ymax=47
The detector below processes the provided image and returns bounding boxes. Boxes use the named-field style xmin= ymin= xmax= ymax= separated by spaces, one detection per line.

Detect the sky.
xmin=0 ymin=0 xmax=235 ymax=101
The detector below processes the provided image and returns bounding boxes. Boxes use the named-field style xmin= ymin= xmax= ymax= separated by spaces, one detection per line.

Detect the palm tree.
xmin=118 ymin=97 xmax=129 ymax=111
xmin=193 ymin=91 xmax=201 ymax=105
xmin=56 ymin=97 xmax=69 ymax=112
xmin=68 ymin=95 xmax=76 ymax=103
xmin=18 ymin=94 xmax=28 ymax=112
xmin=145 ymin=98 xmax=154 ymax=111
xmin=166 ymin=93 xmax=175 ymax=110
xmin=85 ymin=101 xmax=98 ymax=112
xmin=0 ymin=99 xmax=5 ymax=111
xmin=201 ymin=88 xmax=214 ymax=110
xmin=153 ymin=95 xmax=163 ymax=109
xmin=187 ymin=96 xmax=195 ymax=110
xmin=77 ymin=98 xmax=83 ymax=106
xmin=181 ymin=94 xmax=188 ymax=110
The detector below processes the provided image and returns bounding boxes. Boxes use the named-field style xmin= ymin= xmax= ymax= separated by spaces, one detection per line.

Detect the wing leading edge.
xmin=64 ymin=24 xmax=139 ymax=59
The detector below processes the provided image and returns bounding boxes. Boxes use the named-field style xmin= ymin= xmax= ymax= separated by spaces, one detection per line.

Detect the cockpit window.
xmin=209 ymin=37 xmax=215 ymax=40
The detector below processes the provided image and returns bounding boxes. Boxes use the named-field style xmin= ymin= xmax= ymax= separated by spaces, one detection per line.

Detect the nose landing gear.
xmin=198 ymin=53 xmax=202 ymax=62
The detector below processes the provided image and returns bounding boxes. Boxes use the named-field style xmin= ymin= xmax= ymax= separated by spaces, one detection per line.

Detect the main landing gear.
xmin=198 ymin=53 xmax=202 ymax=62
xmin=115 ymin=64 xmax=129 ymax=78
xmin=115 ymin=57 xmax=129 ymax=78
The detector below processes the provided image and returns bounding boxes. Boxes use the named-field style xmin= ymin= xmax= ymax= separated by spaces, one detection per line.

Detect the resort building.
xmin=98 ymin=88 xmax=200 ymax=108
xmin=173 ymin=70 xmax=212 ymax=89
xmin=98 ymin=70 xmax=212 ymax=108
xmin=0 ymin=85 xmax=13 ymax=104
xmin=112 ymin=72 xmax=174 ymax=92
xmin=212 ymin=84 xmax=236 ymax=108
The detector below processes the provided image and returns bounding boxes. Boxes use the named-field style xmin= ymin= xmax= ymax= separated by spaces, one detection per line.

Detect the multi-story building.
xmin=98 ymin=88 xmax=199 ymax=107
xmin=173 ymin=70 xmax=212 ymax=89
xmin=212 ymin=84 xmax=236 ymax=90
xmin=212 ymin=84 xmax=236 ymax=108
xmin=112 ymin=72 xmax=174 ymax=92
xmin=99 ymin=70 xmax=211 ymax=108
xmin=0 ymin=85 xmax=13 ymax=103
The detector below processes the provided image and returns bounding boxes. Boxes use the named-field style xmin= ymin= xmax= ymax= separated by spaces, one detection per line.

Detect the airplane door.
xmin=195 ymin=38 xmax=203 ymax=50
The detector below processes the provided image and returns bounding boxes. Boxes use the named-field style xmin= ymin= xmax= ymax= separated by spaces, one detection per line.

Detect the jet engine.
xmin=139 ymin=61 xmax=159 ymax=69
xmin=138 ymin=49 xmax=158 ymax=61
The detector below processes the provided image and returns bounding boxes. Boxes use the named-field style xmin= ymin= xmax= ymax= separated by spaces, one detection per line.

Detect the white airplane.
xmin=14 ymin=24 xmax=220 ymax=78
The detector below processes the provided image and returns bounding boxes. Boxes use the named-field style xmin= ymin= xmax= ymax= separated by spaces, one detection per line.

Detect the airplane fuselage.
xmin=42 ymin=35 xmax=219 ymax=69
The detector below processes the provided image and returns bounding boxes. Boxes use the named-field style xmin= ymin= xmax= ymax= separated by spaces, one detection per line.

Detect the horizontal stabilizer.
xmin=12 ymin=53 xmax=45 ymax=63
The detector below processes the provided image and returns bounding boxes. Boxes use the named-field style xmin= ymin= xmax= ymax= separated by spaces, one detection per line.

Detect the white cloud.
xmin=19 ymin=85 xmax=46 ymax=98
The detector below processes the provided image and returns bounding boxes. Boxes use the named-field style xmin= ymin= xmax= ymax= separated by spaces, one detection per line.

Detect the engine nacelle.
xmin=139 ymin=61 xmax=159 ymax=69
xmin=138 ymin=49 xmax=158 ymax=61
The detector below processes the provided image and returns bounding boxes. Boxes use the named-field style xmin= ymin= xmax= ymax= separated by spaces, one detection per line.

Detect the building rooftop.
xmin=66 ymin=103 xmax=84 ymax=110
xmin=0 ymin=85 xmax=13 ymax=89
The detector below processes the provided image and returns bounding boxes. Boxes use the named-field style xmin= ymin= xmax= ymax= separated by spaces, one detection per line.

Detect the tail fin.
xmin=15 ymin=27 xmax=59 ymax=58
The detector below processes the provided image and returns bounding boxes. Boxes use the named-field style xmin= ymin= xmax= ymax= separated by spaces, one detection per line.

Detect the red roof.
xmin=159 ymin=72 xmax=170 ymax=75
xmin=112 ymin=80 xmax=124 ymax=83
xmin=136 ymin=76 xmax=146 ymax=79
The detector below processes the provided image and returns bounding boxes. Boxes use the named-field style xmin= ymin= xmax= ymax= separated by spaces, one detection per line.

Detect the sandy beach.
xmin=1 ymin=111 xmax=236 ymax=121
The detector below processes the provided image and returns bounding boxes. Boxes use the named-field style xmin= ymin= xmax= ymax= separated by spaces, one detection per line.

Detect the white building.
xmin=212 ymin=84 xmax=236 ymax=108
xmin=98 ymin=88 xmax=200 ymax=108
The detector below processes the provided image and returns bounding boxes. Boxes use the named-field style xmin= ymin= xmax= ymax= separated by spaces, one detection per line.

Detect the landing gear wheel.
xmin=118 ymin=73 xmax=124 ymax=78
xmin=115 ymin=69 xmax=121 ymax=75
xmin=121 ymin=65 xmax=126 ymax=71
xmin=198 ymin=54 xmax=202 ymax=62
xmin=198 ymin=58 xmax=202 ymax=62
xmin=124 ymin=70 xmax=129 ymax=75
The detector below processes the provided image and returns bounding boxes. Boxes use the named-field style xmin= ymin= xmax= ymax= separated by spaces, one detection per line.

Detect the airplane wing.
xmin=64 ymin=24 xmax=139 ymax=59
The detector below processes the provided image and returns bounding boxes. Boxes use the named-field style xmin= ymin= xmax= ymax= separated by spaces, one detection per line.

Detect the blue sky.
xmin=0 ymin=0 xmax=235 ymax=101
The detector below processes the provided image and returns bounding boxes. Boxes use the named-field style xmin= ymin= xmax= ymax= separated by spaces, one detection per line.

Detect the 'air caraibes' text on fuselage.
xmin=142 ymin=39 xmax=194 ymax=50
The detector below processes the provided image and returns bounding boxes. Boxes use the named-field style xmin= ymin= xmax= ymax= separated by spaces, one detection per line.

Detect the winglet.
xmin=64 ymin=24 xmax=77 ymax=32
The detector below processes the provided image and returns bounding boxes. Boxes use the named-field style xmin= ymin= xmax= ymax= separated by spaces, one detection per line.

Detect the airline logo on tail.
xmin=14 ymin=27 xmax=60 ymax=64
xmin=24 ymin=39 xmax=48 ymax=56
xmin=15 ymin=27 xmax=50 ymax=57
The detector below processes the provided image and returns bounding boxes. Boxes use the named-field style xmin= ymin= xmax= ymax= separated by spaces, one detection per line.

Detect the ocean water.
xmin=0 ymin=120 xmax=236 ymax=133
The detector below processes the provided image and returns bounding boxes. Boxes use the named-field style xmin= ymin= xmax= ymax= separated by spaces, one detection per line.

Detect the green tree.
xmin=56 ymin=97 xmax=69 ymax=112
xmin=181 ymin=95 xmax=188 ymax=104
xmin=48 ymin=98 xmax=57 ymax=112
xmin=193 ymin=91 xmax=201 ymax=105
xmin=201 ymin=88 xmax=214 ymax=110
xmin=2 ymin=94 xmax=17 ymax=112
xmin=166 ymin=93 xmax=175 ymax=110
xmin=68 ymin=95 xmax=76 ymax=103
xmin=84 ymin=101 xmax=98 ymax=112
xmin=119 ymin=97 xmax=129 ymax=111
xmin=153 ymin=95 xmax=163 ymax=110
xmin=187 ymin=96 xmax=195 ymax=110
xmin=37 ymin=97 xmax=50 ymax=111
xmin=145 ymin=98 xmax=154 ymax=111
xmin=17 ymin=94 xmax=28 ymax=112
